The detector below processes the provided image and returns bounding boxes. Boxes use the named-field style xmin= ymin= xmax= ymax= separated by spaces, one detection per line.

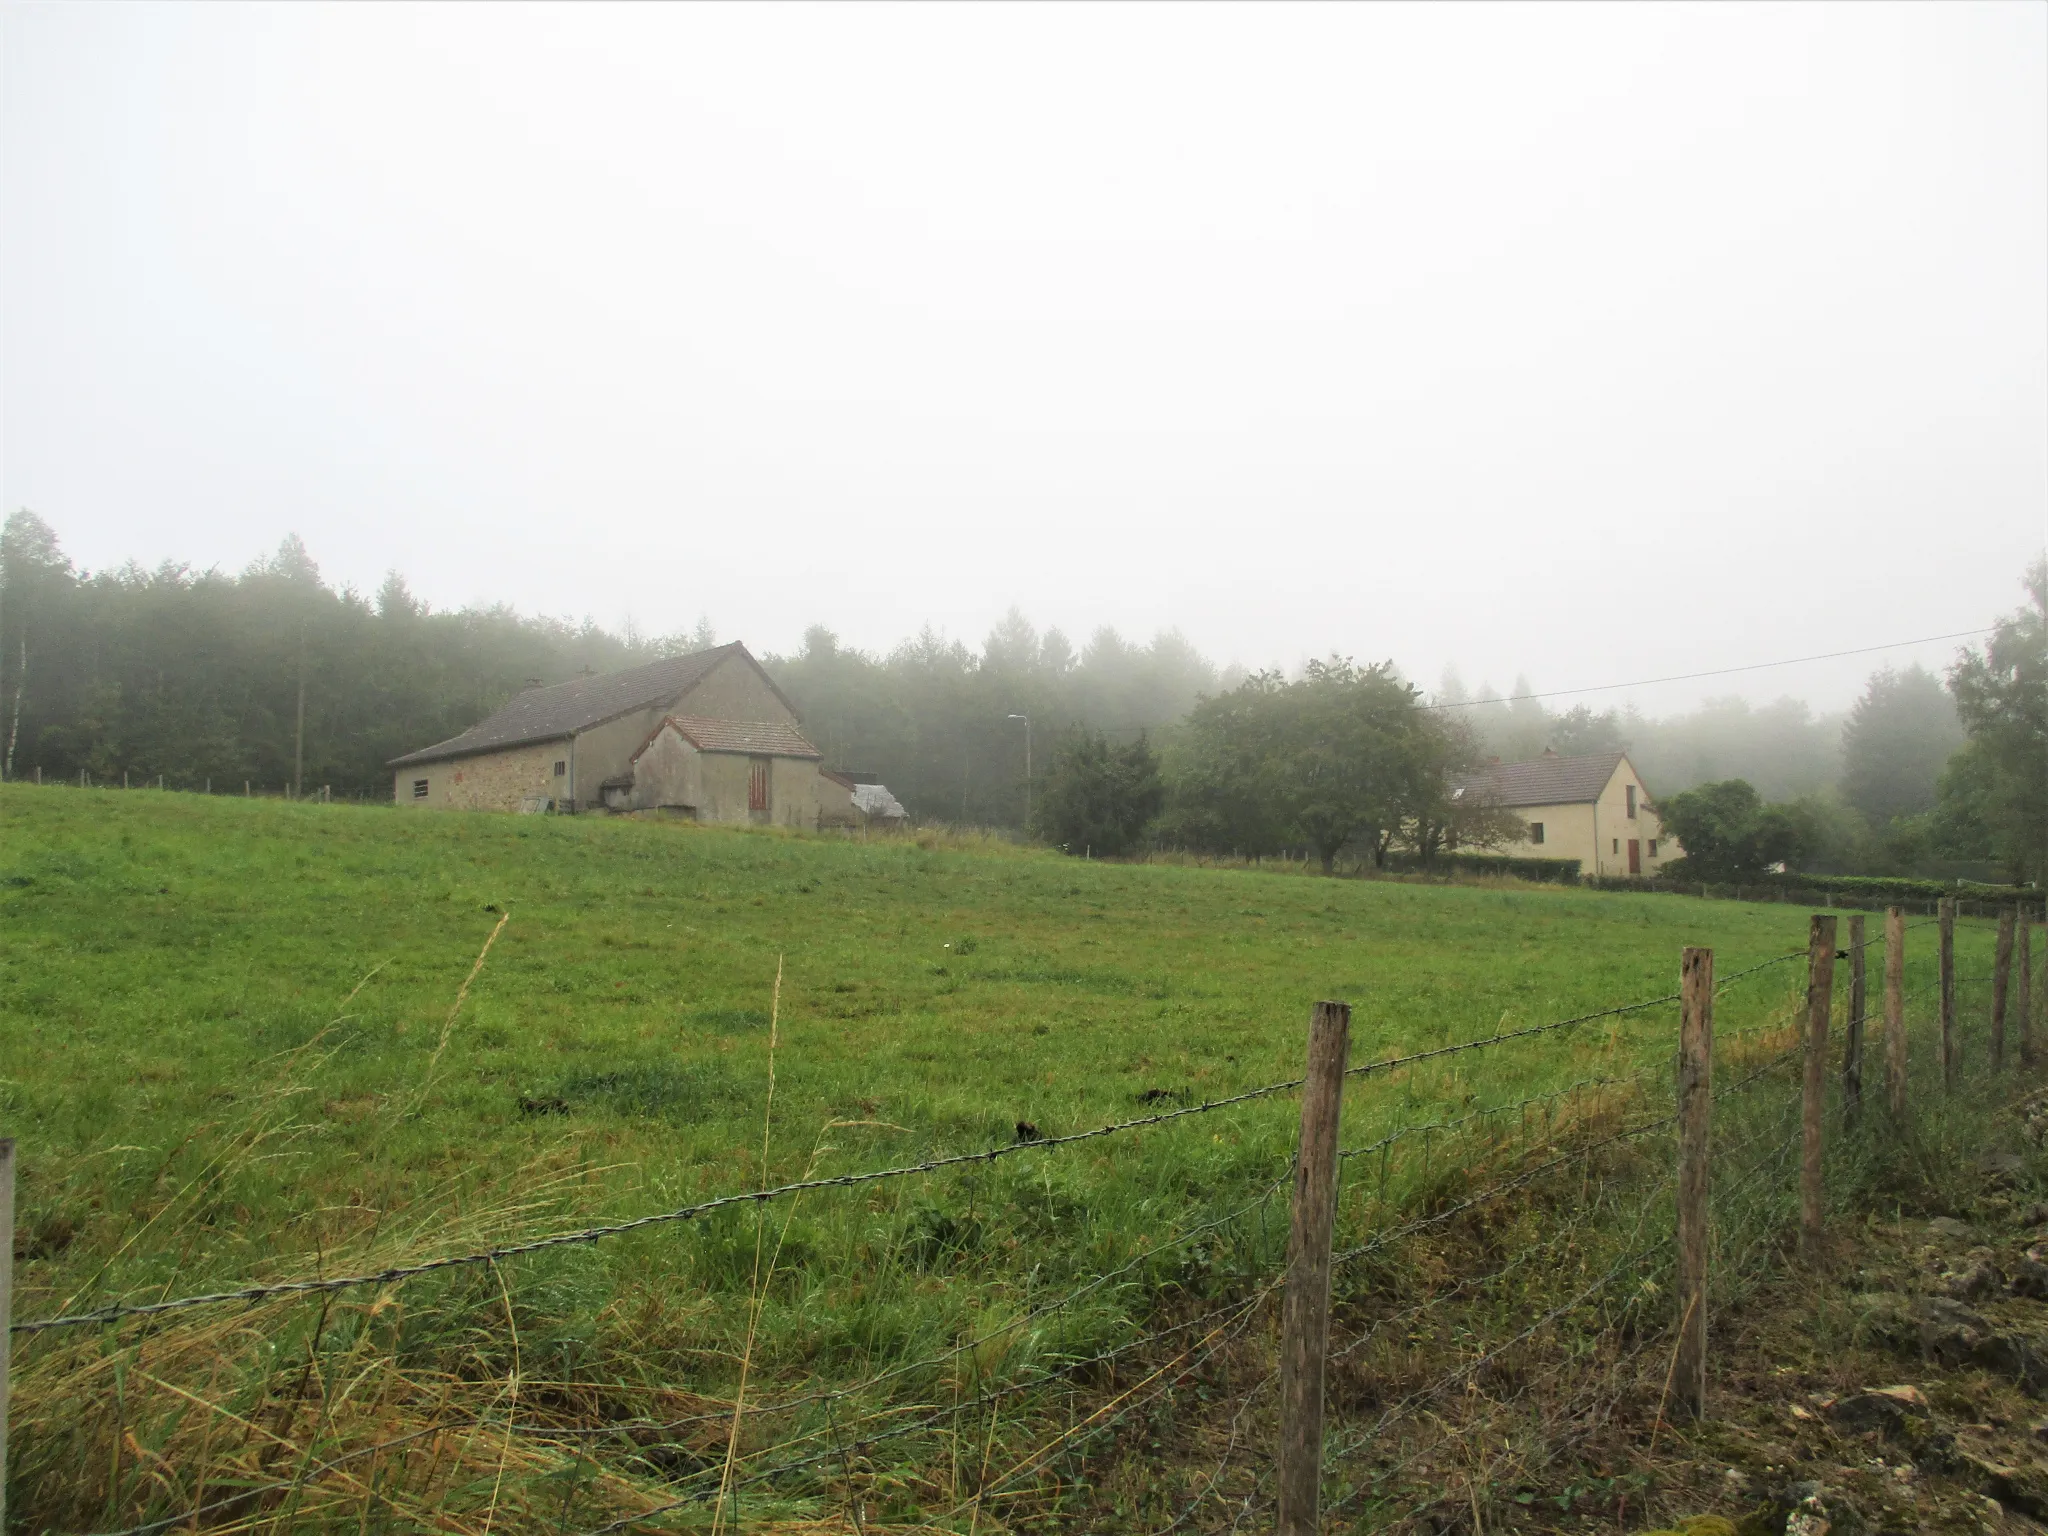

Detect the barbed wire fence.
xmin=2 ymin=900 xmax=2035 ymax=1535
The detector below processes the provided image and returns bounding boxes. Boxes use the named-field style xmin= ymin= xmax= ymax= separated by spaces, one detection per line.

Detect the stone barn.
xmin=388 ymin=642 xmax=856 ymax=828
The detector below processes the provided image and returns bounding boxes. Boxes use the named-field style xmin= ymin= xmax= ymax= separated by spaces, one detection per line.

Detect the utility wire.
xmin=1423 ymin=627 xmax=1992 ymax=711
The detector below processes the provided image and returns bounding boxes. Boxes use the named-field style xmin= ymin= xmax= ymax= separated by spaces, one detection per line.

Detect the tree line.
xmin=0 ymin=512 xmax=1222 ymax=812
xmin=0 ymin=514 xmax=689 ymax=797
xmin=3 ymin=511 xmax=2038 ymax=882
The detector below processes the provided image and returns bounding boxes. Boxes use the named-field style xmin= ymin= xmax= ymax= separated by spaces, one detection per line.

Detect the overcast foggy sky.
xmin=6 ymin=3 xmax=2044 ymax=715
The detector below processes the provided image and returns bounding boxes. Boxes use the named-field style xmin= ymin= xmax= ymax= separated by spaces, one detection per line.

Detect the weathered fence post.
xmin=1939 ymin=898 xmax=1957 ymax=1089
xmin=1 ymin=1136 xmax=15 ymax=1529
xmin=1277 ymin=1000 xmax=1351 ymax=1536
xmin=1844 ymin=915 xmax=1866 ymax=1124
xmin=1676 ymin=948 xmax=1714 ymax=1417
xmin=1885 ymin=907 xmax=1907 ymax=1118
xmin=1993 ymin=908 xmax=2016 ymax=1072
xmin=1802 ymin=915 xmax=1837 ymax=1257
xmin=2023 ymin=920 xmax=2036 ymax=1068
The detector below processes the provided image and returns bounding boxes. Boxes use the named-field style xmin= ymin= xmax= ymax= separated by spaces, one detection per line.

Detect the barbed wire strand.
xmin=569 ymin=1091 xmax=1702 ymax=1530
xmin=68 ymin=947 xmax=1936 ymax=1536
xmin=82 ymin=991 xmax=1847 ymax=1536
xmin=108 ymin=1070 xmax=1706 ymax=1536
xmin=21 ymin=974 xmax=1723 ymax=1336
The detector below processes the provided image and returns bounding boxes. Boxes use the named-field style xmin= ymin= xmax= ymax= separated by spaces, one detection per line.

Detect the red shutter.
xmin=749 ymin=759 xmax=770 ymax=812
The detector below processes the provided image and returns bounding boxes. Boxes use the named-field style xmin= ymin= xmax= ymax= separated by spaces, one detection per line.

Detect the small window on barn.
xmin=412 ymin=779 xmax=429 ymax=799
xmin=554 ymin=760 xmax=566 ymax=777
xmin=748 ymin=757 xmax=771 ymax=812
xmin=1626 ymin=784 xmax=1638 ymax=819
xmin=1528 ymin=821 xmax=1545 ymax=845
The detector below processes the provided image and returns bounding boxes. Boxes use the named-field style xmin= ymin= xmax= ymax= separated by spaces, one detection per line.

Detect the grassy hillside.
xmin=0 ymin=787 xmax=2007 ymax=1531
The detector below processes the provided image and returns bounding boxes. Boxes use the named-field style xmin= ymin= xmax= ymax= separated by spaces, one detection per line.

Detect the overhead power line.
xmin=1425 ymin=627 xmax=1992 ymax=711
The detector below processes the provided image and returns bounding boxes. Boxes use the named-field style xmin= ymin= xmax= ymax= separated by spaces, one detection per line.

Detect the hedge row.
xmin=1580 ymin=873 xmax=2043 ymax=920
xmin=1391 ymin=852 xmax=1584 ymax=883
xmin=1755 ymin=871 xmax=2033 ymax=905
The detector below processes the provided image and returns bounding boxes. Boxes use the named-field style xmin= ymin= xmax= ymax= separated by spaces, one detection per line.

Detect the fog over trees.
xmin=2 ymin=512 xmax=2033 ymax=879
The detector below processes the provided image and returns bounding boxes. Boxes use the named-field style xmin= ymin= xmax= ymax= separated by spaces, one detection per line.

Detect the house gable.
xmin=1458 ymin=750 xmax=1674 ymax=878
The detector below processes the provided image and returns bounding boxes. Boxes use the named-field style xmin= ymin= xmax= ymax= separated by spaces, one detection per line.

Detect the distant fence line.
xmin=1580 ymin=872 xmax=2045 ymax=921
xmin=5 ymin=768 xmax=360 ymax=802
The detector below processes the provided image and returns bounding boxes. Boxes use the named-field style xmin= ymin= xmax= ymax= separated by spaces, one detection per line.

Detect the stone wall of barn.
xmin=392 ymin=741 xmax=562 ymax=811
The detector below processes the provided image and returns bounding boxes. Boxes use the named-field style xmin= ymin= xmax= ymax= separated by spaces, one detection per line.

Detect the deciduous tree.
xmin=1948 ymin=562 xmax=2048 ymax=881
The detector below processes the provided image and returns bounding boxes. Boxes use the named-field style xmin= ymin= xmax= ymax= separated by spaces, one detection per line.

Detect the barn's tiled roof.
xmin=655 ymin=716 xmax=822 ymax=760
xmin=387 ymin=644 xmax=743 ymax=767
xmin=1452 ymin=751 xmax=1628 ymax=809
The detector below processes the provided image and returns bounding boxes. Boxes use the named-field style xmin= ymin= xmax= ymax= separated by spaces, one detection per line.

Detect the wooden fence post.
xmin=1803 ymin=915 xmax=1837 ymax=1258
xmin=1939 ymin=898 xmax=1957 ymax=1089
xmin=1993 ymin=908 xmax=2016 ymax=1072
xmin=1885 ymin=907 xmax=1907 ymax=1118
xmin=1277 ymin=1000 xmax=1351 ymax=1536
xmin=1676 ymin=948 xmax=1714 ymax=1418
xmin=2023 ymin=920 xmax=2036 ymax=1068
xmin=0 ymin=1136 xmax=15 ymax=1529
xmin=1844 ymin=915 xmax=1866 ymax=1124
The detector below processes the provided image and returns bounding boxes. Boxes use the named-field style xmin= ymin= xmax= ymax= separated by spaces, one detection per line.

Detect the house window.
xmin=554 ymin=760 xmax=567 ymax=778
xmin=1626 ymin=784 xmax=1637 ymax=819
xmin=748 ymin=757 xmax=771 ymax=812
xmin=1648 ymin=839 xmax=1659 ymax=857
xmin=1528 ymin=821 xmax=1545 ymax=845
xmin=1613 ymin=838 xmax=1620 ymax=854
xmin=412 ymin=779 xmax=429 ymax=799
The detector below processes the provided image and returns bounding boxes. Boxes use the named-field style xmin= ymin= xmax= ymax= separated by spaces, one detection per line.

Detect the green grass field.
xmin=0 ymin=786 xmax=2010 ymax=1532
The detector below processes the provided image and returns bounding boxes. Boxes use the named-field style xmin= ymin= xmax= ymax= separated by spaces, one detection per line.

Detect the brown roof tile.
xmin=654 ymin=716 xmax=821 ymax=760
xmin=1452 ymin=751 xmax=1628 ymax=808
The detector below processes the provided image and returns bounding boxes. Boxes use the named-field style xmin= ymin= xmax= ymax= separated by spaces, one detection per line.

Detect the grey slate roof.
xmin=651 ymin=716 xmax=822 ymax=760
xmin=387 ymin=644 xmax=744 ymax=767
xmin=1452 ymin=751 xmax=1628 ymax=809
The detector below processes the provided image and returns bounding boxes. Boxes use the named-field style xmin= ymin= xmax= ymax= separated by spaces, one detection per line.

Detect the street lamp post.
xmin=1007 ymin=713 xmax=1031 ymax=831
